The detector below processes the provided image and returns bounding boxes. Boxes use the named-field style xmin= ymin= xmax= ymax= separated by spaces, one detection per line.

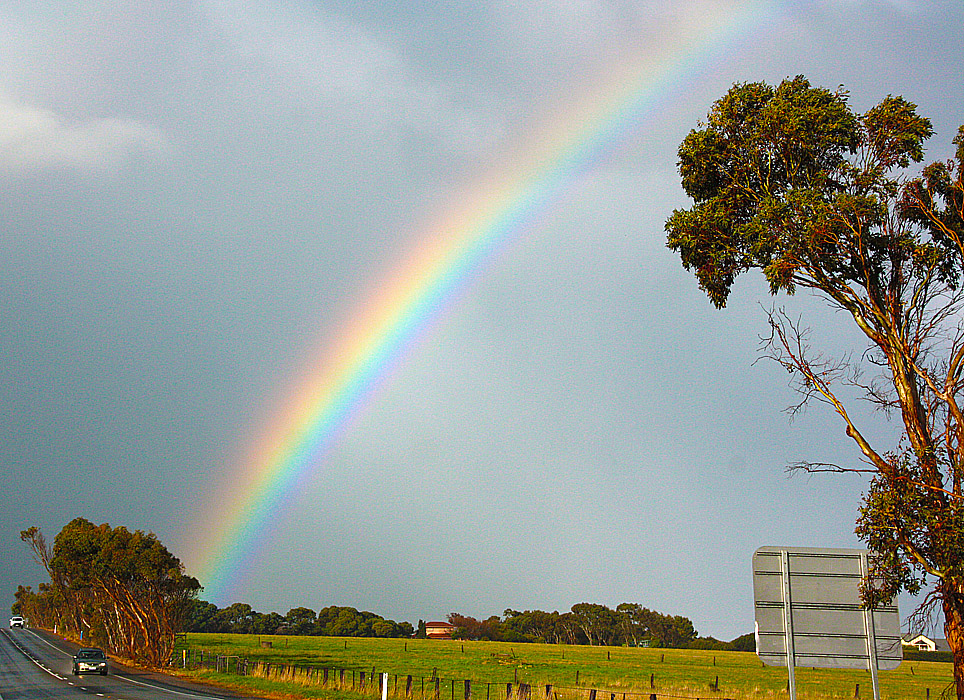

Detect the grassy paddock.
xmin=175 ymin=634 xmax=952 ymax=700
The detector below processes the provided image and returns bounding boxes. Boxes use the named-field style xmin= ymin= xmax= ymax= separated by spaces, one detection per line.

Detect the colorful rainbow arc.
xmin=195 ymin=0 xmax=784 ymax=602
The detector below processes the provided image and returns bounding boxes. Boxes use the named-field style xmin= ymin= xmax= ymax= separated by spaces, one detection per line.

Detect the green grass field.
xmin=174 ymin=634 xmax=952 ymax=700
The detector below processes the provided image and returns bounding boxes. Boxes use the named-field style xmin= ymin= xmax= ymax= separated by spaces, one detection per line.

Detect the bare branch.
xmin=762 ymin=308 xmax=894 ymax=476
xmin=787 ymin=460 xmax=875 ymax=475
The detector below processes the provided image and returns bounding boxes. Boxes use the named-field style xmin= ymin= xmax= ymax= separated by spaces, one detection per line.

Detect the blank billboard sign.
xmin=753 ymin=547 xmax=902 ymax=672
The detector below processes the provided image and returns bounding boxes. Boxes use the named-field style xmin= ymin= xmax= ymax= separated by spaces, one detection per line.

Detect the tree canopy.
xmin=449 ymin=604 xmax=703 ymax=648
xmin=666 ymin=76 xmax=964 ymax=696
xmin=18 ymin=519 xmax=200 ymax=666
xmin=182 ymin=600 xmax=415 ymax=638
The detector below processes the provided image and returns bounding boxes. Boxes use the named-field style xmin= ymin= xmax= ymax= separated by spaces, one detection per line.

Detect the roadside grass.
xmin=174 ymin=634 xmax=952 ymax=700
xmin=177 ymin=668 xmax=368 ymax=700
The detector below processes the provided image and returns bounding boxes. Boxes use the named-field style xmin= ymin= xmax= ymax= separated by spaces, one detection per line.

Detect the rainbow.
xmin=193 ymin=0 xmax=785 ymax=602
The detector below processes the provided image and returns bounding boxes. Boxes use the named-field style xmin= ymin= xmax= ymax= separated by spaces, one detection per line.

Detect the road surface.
xmin=0 ymin=626 xmax=261 ymax=700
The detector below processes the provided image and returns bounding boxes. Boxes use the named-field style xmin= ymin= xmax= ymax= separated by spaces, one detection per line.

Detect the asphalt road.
xmin=0 ymin=627 xmax=262 ymax=700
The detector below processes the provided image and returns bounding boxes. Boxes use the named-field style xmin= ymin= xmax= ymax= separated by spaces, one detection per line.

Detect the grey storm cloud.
xmin=0 ymin=0 xmax=961 ymax=640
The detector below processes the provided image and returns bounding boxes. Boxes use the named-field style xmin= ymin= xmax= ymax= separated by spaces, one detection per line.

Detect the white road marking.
xmin=111 ymin=672 xmax=236 ymax=699
xmin=24 ymin=627 xmax=72 ymax=656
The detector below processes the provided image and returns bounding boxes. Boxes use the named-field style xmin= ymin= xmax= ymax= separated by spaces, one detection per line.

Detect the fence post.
xmin=383 ymin=672 xmax=389 ymax=700
xmin=434 ymin=677 xmax=441 ymax=700
xmin=407 ymin=675 xmax=414 ymax=698
xmin=544 ymin=685 xmax=552 ymax=700
xmin=465 ymin=679 xmax=472 ymax=700
xmin=507 ymin=683 xmax=513 ymax=700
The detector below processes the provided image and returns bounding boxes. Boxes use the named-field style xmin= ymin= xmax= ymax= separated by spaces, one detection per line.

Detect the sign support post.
xmin=781 ymin=550 xmax=797 ymax=700
xmin=859 ymin=553 xmax=881 ymax=700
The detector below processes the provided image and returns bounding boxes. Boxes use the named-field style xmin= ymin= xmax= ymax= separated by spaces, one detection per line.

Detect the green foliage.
xmin=287 ymin=606 xmax=318 ymax=635
xmin=685 ymin=633 xmax=756 ymax=652
xmin=686 ymin=637 xmax=727 ymax=650
xmin=666 ymin=75 xmax=935 ymax=309
xmin=570 ymin=603 xmax=621 ymax=646
xmin=727 ymin=633 xmax=756 ymax=653
xmin=900 ymin=124 xmax=964 ymax=281
xmin=185 ymin=599 xmax=220 ymax=631
xmin=904 ymin=648 xmax=955 ymax=663
xmin=450 ymin=604 xmax=697 ymax=648
xmin=185 ymin=601 xmax=413 ymax=638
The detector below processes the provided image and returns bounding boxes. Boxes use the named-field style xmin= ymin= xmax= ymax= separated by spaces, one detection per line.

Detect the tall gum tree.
xmin=20 ymin=519 xmax=200 ymax=667
xmin=665 ymin=76 xmax=964 ymax=697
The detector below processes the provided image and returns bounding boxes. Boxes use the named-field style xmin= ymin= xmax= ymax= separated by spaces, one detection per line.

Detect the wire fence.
xmin=179 ymin=649 xmax=736 ymax=700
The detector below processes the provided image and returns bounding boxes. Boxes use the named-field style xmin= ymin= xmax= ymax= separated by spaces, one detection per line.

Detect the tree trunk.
xmin=942 ymin=581 xmax=964 ymax=700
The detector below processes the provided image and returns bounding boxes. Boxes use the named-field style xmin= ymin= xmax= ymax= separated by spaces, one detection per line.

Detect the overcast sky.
xmin=1 ymin=0 xmax=962 ymax=642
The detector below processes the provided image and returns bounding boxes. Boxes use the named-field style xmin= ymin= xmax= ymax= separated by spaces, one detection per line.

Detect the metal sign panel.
xmin=753 ymin=547 xmax=902 ymax=672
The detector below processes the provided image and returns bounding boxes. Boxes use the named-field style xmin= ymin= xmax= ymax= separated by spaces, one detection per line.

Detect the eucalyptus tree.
xmin=570 ymin=603 xmax=620 ymax=646
xmin=665 ymin=76 xmax=964 ymax=695
xmin=22 ymin=519 xmax=200 ymax=666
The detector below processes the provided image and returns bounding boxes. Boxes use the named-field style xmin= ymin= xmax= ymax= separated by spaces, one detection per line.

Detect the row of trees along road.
xmin=16 ymin=518 xmax=200 ymax=667
xmin=666 ymin=77 xmax=964 ymax=696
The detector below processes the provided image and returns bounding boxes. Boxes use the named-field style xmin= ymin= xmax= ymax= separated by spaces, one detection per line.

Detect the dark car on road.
xmin=72 ymin=648 xmax=108 ymax=675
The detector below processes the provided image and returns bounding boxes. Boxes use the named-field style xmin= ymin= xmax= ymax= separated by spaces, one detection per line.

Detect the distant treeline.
xmin=186 ymin=600 xmax=752 ymax=651
xmin=450 ymin=604 xmax=753 ymax=651
xmin=186 ymin=601 xmax=415 ymax=638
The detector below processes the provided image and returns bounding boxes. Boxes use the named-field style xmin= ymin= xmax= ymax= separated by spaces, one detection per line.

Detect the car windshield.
xmin=77 ymin=650 xmax=105 ymax=659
